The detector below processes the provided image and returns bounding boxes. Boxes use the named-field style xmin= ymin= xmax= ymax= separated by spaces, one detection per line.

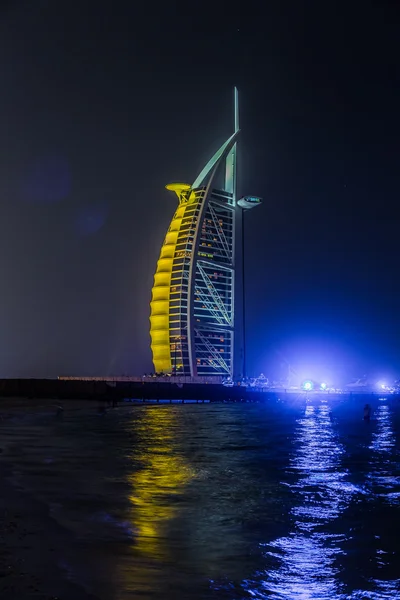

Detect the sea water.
xmin=0 ymin=396 xmax=399 ymax=599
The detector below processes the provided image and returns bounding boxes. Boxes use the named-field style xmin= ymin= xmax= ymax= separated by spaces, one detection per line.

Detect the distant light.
xmin=302 ymin=380 xmax=314 ymax=391
xmin=320 ymin=382 xmax=327 ymax=390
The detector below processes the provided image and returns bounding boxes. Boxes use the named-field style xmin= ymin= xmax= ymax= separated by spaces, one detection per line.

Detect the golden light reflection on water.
xmin=127 ymin=408 xmax=193 ymax=559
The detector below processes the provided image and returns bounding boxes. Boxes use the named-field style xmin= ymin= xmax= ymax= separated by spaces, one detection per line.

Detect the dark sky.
xmin=0 ymin=0 xmax=399 ymax=381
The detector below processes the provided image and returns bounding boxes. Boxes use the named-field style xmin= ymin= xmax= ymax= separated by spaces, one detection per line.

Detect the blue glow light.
xmin=320 ymin=382 xmax=327 ymax=390
xmin=302 ymin=380 xmax=314 ymax=391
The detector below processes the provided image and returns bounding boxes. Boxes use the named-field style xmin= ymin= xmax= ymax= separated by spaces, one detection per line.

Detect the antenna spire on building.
xmin=225 ymin=87 xmax=239 ymax=198
xmin=234 ymin=86 xmax=239 ymax=133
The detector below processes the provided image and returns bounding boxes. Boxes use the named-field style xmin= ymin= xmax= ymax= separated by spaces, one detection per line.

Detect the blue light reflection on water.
xmin=243 ymin=403 xmax=356 ymax=599
xmin=347 ymin=398 xmax=400 ymax=599
xmin=368 ymin=400 xmax=400 ymax=502
xmin=230 ymin=400 xmax=400 ymax=600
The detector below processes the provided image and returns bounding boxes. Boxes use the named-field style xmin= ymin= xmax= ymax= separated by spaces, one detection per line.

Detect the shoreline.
xmin=1 ymin=377 xmax=398 ymax=405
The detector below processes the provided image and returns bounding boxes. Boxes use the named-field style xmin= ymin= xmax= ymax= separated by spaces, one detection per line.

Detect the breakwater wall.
xmin=0 ymin=378 xmax=239 ymax=401
xmin=0 ymin=378 xmax=397 ymax=403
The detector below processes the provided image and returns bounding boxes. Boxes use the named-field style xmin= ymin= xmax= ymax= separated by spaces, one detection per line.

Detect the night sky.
xmin=0 ymin=1 xmax=399 ymax=382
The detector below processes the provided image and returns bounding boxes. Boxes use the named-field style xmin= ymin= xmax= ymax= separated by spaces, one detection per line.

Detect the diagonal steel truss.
xmin=197 ymin=263 xmax=232 ymax=326
xmin=208 ymin=203 xmax=231 ymax=262
xmin=183 ymin=269 xmax=230 ymax=327
xmin=194 ymin=328 xmax=230 ymax=373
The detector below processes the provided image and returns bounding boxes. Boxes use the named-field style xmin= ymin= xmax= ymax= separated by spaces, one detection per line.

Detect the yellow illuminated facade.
xmin=150 ymin=88 xmax=248 ymax=377
xmin=149 ymin=187 xmax=190 ymax=373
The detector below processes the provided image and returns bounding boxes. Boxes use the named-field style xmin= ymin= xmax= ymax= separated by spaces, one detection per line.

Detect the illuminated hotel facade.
xmin=150 ymin=89 xmax=260 ymax=377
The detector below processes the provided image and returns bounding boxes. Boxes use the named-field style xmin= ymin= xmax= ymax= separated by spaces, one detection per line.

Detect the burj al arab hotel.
xmin=150 ymin=89 xmax=261 ymax=378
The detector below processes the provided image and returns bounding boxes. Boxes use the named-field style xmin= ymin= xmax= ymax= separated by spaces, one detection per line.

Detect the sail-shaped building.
xmin=149 ymin=89 xmax=260 ymax=377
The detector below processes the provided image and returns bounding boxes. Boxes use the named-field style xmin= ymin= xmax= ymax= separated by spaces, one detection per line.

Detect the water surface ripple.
xmin=1 ymin=397 xmax=400 ymax=599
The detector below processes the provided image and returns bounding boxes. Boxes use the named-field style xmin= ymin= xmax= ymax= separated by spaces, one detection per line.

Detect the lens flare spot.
xmin=76 ymin=203 xmax=109 ymax=236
